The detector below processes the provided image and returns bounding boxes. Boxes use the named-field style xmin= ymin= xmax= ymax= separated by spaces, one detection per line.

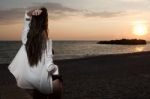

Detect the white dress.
xmin=8 ymin=10 xmax=58 ymax=94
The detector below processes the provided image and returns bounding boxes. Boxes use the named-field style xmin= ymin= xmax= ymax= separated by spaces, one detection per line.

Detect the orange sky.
xmin=0 ymin=0 xmax=150 ymax=41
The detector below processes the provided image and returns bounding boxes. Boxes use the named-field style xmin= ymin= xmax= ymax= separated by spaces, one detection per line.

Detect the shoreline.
xmin=54 ymin=50 xmax=150 ymax=61
xmin=2 ymin=51 xmax=150 ymax=64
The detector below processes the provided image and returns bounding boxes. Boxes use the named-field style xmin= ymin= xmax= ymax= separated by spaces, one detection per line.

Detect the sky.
xmin=0 ymin=0 xmax=150 ymax=40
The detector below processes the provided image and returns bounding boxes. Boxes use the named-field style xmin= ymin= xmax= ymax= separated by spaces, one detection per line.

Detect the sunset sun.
xmin=133 ymin=22 xmax=148 ymax=36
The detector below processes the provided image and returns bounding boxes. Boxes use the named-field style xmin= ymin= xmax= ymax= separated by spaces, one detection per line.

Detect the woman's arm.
xmin=45 ymin=39 xmax=59 ymax=75
xmin=21 ymin=8 xmax=42 ymax=44
xmin=45 ymin=39 xmax=54 ymax=70
xmin=21 ymin=10 xmax=32 ymax=44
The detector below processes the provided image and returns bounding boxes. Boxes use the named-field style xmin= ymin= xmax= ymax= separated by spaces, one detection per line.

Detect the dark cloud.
xmin=0 ymin=2 xmax=79 ymax=24
xmin=33 ymin=2 xmax=80 ymax=20
xmin=33 ymin=2 xmax=79 ymax=12
xmin=0 ymin=8 xmax=25 ymax=24
xmin=0 ymin=2 xmax=126 ymax=24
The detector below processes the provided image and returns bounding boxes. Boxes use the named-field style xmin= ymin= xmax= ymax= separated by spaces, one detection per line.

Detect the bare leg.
xmin=48 ymin=79 xmax=63 ymax=99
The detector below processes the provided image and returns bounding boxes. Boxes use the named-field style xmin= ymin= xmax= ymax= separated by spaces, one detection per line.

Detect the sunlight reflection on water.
xmin=135 ymin=46 xmax=145 ymax=52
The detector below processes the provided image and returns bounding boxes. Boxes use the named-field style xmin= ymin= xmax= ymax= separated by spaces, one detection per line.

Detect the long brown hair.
xmin=25 ymin=7 xmax=48 ymax=67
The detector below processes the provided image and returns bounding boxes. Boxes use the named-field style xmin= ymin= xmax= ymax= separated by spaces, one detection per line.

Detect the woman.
xmin=8 ymin=7 xmax=63 ymax=99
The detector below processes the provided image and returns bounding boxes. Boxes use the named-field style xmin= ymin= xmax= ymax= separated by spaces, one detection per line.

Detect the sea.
xmin=0 ymin=40 xmax=150 ymax=64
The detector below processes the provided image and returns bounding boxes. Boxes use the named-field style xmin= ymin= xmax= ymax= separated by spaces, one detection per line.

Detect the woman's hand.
xmin=27 ymin=9 xmax=42 ymax=17
xmin=32 ymin=9 xmax=42 ymax=16
xmin=47 ymin=64 xmax=58 ymax=74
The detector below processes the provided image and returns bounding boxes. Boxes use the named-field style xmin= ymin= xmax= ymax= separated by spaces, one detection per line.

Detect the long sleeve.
xmin=45 ymin=39 xmax=59 ymax=75
xmin=21 ymin=10 xmax=32 ymax=44
xmin=45 ymin=39 xmax=54 ymax=67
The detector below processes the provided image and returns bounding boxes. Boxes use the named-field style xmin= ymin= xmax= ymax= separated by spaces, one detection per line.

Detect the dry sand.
xmin=1 ymin=51 xmax=150 ymax=99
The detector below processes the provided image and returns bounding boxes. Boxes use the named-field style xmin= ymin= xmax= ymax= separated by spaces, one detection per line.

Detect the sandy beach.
xmin=1 ymin=51 xmax=150 ymax=99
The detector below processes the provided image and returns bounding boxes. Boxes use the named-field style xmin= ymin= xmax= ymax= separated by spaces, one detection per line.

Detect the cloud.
xmin=32 ymin=2 xmax=80 ymax=20
xmin=0 ymin=8 xmax=25 ymax=24
xmin=83 ymin=10 xmax=125 ymax=18
xmin=33 ymin=2 xmax=78 ymax=12
xmin=0 ymin=2 xmax=80 ymax=24
xmin=0 ymin=2 xmax=127 ymax=24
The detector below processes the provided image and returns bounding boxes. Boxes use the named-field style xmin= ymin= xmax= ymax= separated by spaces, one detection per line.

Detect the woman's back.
xmin=8 ymin=39 xmax=54 ymax=94
xmin=8 ymin=9 xmax=57 ymax=94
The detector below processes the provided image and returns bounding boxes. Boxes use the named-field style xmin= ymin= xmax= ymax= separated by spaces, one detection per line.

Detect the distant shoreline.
xmin=97 ymin=39 xmax=147 ymax=45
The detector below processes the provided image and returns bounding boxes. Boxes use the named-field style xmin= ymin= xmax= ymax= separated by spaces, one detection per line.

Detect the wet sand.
xmin=1 ymin=51 xmax=150 ymax=99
